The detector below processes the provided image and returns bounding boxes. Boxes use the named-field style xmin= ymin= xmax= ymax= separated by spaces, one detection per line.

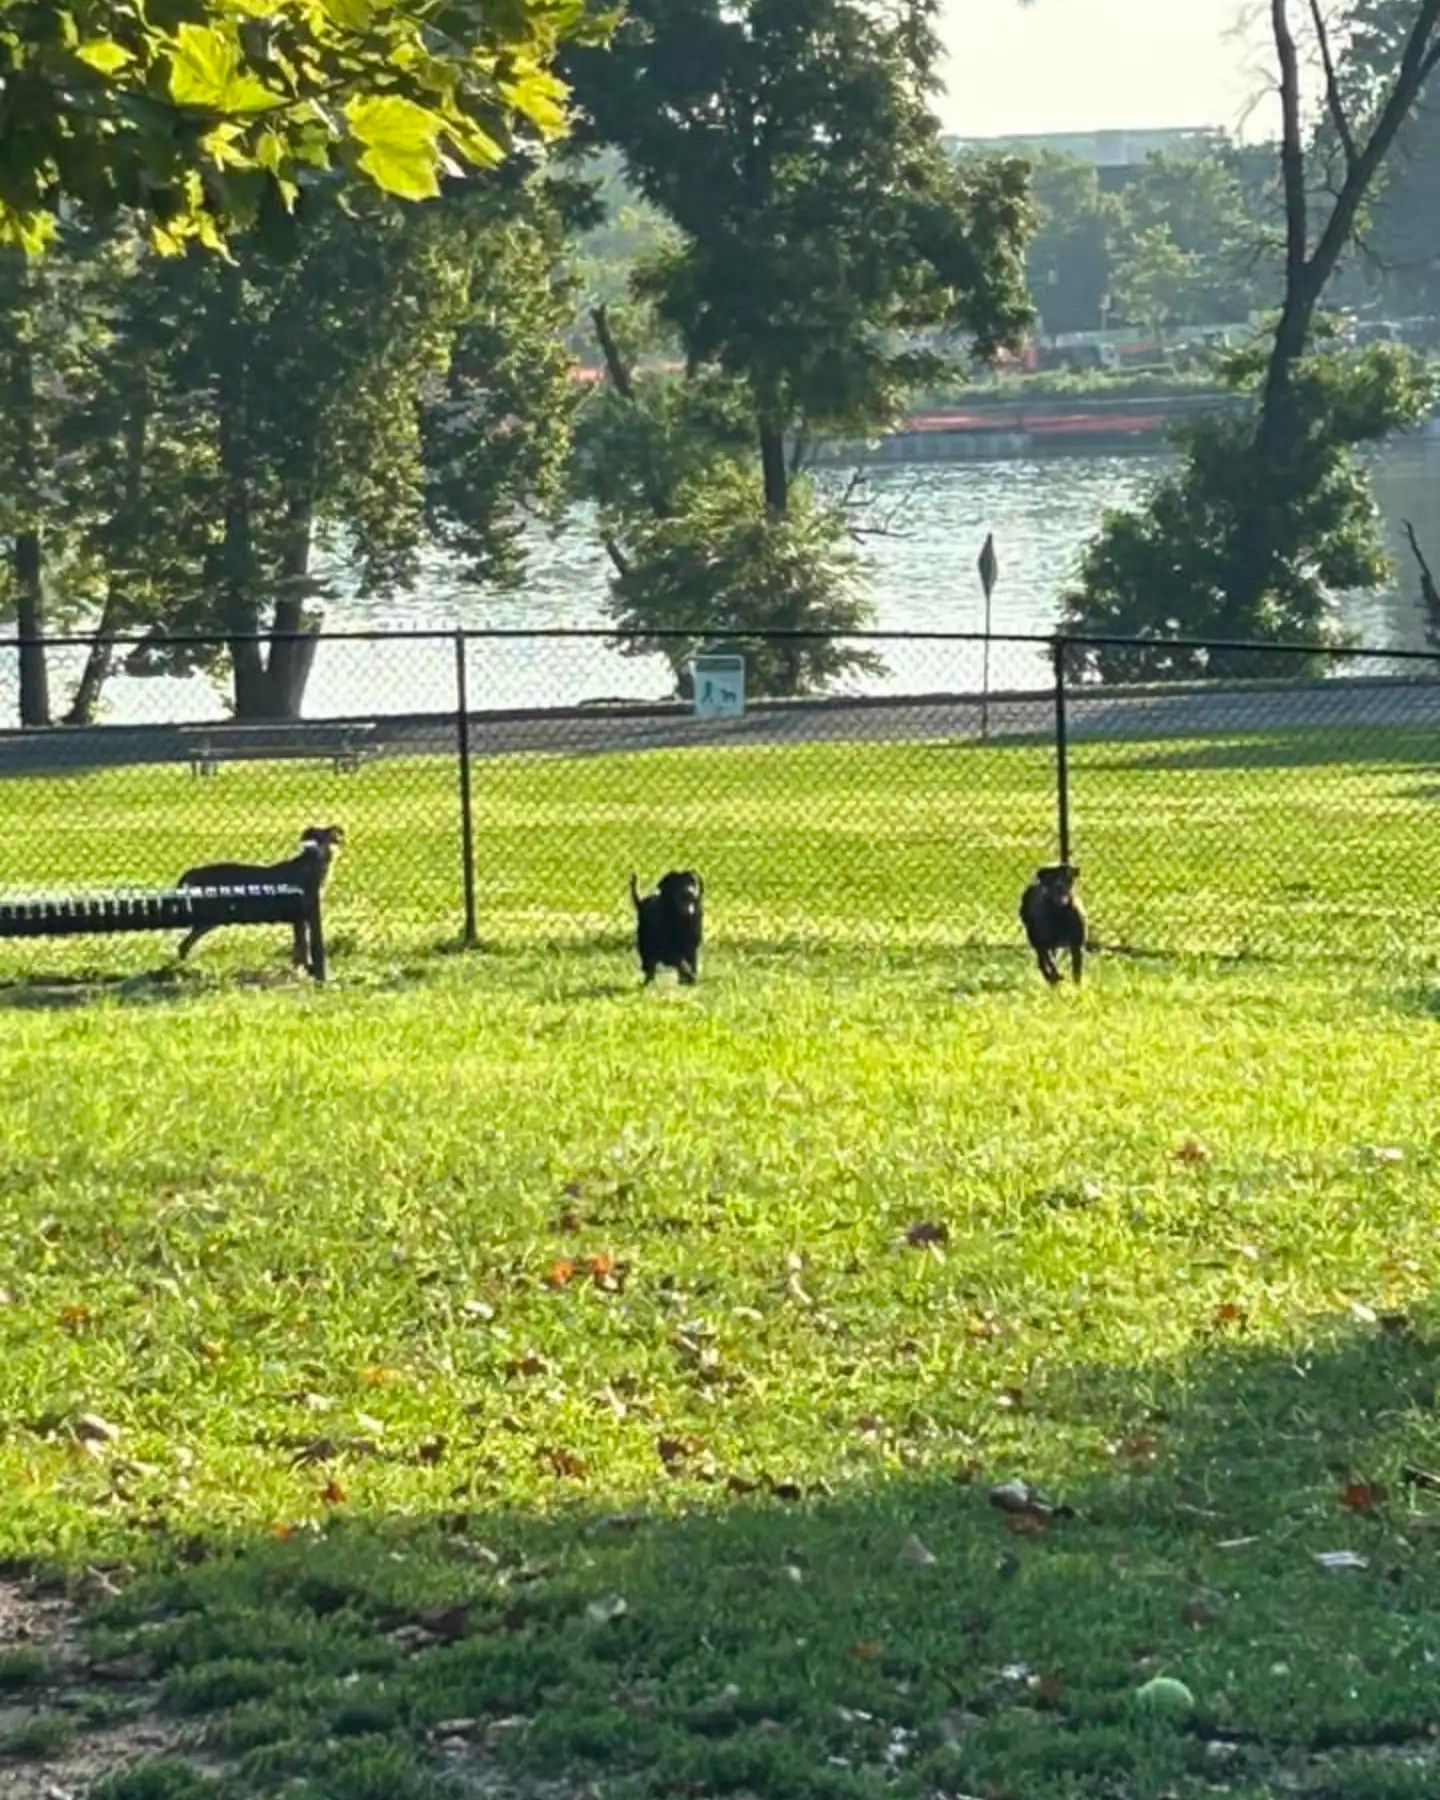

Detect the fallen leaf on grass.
xmin=725 ymin=1473 xmax=761 ymax=1496
xmin=1031 ymin=1670 xmax=1065 ymax=1708
xmin=1339 ymin=1481 xmax=1388 ymax=1516
xmin=88 ymin=1652 xmax=155 ymax=1683
xmin=290 ymin=1438 xmax=339 ymax=1466
xmin=417 ymin=1604 xmax=470 ymax=1642
xmin=988 ymin=1479 xmax=1073 ymax=1531
xmin=1173 ymin=1140 xmax=1212 ymax=1167
xmin=1364 ymin=1145 xmax=1406 ymax=1166
xmin=360 ymin=1366 xmax=397 ymax=1388
xmin=995 ymin=1386 xmax=1025 ymax=1411
xmin=585 ymin=1594 xmax=629 ymax=1625
xmin=59 ymin=1304 xmax=92 ymax=1334
xmin=898 ymin=1534 xmax=938 ymax=1568
xmin=414 ymin=1435 xmax=447 ymax=1466
xmin=536 ymin=1446 xmax=588 ymax=1479
xmin=544 ymin=1259 xmax=576 ymax=1289
xmin=73 ymin=1413 xmax=121 ymax=1445
xmin=905 ymin=1220 xmax=949 ymax=1247
xmin=1111 ymin=1434 xmax=1162 ymax=1466
xmin=320 ymin=1477 xmax=347 ymax=1506
xmin=849 ymin=1640 xmax=882 ymax=1660
xmin=1212 ymin=1301 xmax=1247 ymax=1329
xmin=504 ymin=1352 xmax=553 ymax=1380
xmin=656 ymin=1434 xmax=708 ymax=1473
xmin=1315 ymin=1550 xmax=1369 ymax=1572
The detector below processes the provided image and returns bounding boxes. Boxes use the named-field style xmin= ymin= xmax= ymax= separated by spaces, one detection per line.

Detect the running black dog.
xmin=1020 ymin=863 xmax=1086 ymax=987
xmin=630 ymin=870 xmax=704 ymax=985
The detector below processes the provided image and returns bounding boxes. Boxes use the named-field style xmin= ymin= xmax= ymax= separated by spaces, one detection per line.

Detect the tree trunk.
xmin=264 ymin=492 xmax=318 ymax=719
xmin=65 ymin=588 xmax=120 ymax=728
xmin=758 ymin=419 xmax=788 ymax=517
xmin=9 ymin=323 xmax=49 ymax=728
xmin=215 ymin=263 xmax=270 ymax=718
xmin=12 ymin=528 xmax=49 ymax=728
xmin=66 ymin=380 xmax=151 ymax=726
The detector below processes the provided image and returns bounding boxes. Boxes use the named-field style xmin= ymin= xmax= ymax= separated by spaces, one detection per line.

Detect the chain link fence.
xmin=1 ymin=627 xmax=1438 ymax=971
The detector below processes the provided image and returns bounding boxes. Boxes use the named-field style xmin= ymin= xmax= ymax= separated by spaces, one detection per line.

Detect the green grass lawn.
xmin=3 ymin=731 xmax=1440 ymax=1800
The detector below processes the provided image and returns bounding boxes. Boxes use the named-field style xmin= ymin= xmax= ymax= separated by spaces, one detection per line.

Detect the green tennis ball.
xmin=1134 ymin=1676 xmax=1195 ymax=1719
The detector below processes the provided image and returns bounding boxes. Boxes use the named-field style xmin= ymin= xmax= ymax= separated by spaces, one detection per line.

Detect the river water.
xmin=17 ymin=438 xmax=1440 ymax=725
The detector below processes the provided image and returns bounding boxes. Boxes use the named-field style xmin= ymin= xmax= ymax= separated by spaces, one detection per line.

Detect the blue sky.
xmin=936 ymin=0 xmax=1273 ymax=139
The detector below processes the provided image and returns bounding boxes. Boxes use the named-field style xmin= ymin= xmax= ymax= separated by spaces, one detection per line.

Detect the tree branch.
xmin=601 ymin=529 xmax=631 ymax=579
xmin=1306 ymin=0 xmax=1440 ymax=296
xmin=1273 ymin=0 xmax=1309 ymax=281
xmin=1308 ymin=0 xmax=1357 ymax=168
xmin=591 ymin=304 xmax=634 ymax=400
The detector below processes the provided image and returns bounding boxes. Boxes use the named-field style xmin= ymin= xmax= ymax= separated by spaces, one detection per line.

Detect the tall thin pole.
xmin=454 ymin=630 xmax=478 ymax=947
xmin=977 ymin=533 xmax=998 ymax=742
xmin=1052 ymin=634 xmax=1071 ymax=866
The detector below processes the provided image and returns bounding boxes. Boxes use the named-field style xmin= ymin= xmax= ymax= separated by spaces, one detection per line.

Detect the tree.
xmin=1064 ymin=343 xmax=1435 ymax=679
xmin=1066 ymin=0 xmax=1440 ymax=669
xmin=0 ymin=0 xmax=595 ymax=254
xmin=566 ymin=0 xmax=1032 ymax=518
xmin=1022 ymin=153 xmax=1114 ymax=336
xmin=1110 ymin=224 xmax=1198 ymax=345
xmin=0 ymin=230 xmax=121 ymax=724
xmin=604 ymin=457 xmax=886 ymax=697
xmin=127 ymin=177 xmax=579 ymax=719
xmin=1111 ymin=151 xmax=1277 ymax=330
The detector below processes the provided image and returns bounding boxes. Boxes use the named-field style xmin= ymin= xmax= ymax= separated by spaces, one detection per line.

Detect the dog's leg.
xmin=1070 ymin=942 xmax=1084 ymax=986
xmin=176 ymin=924 xmax=212 ymax=960
xmin=678 ymin=961 xmax=697 ymax=986
xmin=1038 ymin=949 xmax=1061 ymax=986
xmin=641 ymin=961 xmax=657 ymax=984
xmin=291 ymin=919 xmax=309 ymax=969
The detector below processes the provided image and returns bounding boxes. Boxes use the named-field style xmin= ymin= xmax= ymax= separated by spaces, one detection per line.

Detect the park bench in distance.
xmin=178 ymin=721 xmax=377 ymax=778
xmin=0 ymin=884 xmax=328 ymax=980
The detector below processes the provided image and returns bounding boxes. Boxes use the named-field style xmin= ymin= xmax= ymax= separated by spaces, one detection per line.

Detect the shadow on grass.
xmin=1076 ymin=735 xmax=1439 ymax=774
xmin=25 ymin=1316 xmax=1440 ymax=1800
xmin=0 ymin=963 xmax=328 ymax=1011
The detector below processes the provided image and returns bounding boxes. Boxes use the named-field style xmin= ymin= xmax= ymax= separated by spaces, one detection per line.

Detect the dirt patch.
xmin=0 ymin=1573 xmax=192 ymax=1798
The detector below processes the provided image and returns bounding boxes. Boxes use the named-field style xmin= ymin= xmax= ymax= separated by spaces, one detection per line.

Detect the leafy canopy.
xmin=0 ymin=0 xmax=602 ymax=253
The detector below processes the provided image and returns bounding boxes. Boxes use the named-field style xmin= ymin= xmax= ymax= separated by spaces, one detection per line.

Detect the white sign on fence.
xmin=692 ymin=653 xmax=746 ymax=719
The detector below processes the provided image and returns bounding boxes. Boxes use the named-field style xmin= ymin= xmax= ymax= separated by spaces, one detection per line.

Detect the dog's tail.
xmin=629 ymin=872 xmax=641 ymax=911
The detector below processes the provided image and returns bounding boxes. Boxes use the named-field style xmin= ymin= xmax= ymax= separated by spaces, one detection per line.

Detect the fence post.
xmin=453 ymin=631 xmax=478 ymax=948
xmin=1052 ymin=634 xmax=1071 ymax=866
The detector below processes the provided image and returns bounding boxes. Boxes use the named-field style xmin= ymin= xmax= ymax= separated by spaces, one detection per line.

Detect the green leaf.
xmin=73 ymin=39 xmax=135 ymax=76
xmin=167 ymin=23 xmax=282 ymax=114
xmin=344 ymin=95 xmax=443 ymax=201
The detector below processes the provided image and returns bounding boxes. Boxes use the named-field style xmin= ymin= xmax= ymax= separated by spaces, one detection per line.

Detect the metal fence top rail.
xmin=0 ymin=626 xmax=1438 ymax=662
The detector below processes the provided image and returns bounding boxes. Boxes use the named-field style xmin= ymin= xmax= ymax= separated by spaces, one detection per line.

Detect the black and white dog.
xmin=176 ymin=825 xmax=344 ymax=970
xmin=630 ymin=870 xmax=704 ymax=985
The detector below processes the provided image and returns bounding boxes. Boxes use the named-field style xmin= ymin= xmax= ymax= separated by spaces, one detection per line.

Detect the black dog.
xmin=630 ymin=870 xmax=704 ymax=985
xmin=176 ymin=825 xmax=345 ymax=970
xmin=1020 ymin=863 xmax=1086 ymax=987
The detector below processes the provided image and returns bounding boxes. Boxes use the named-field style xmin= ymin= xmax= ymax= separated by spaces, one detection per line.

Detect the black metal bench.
xmin=0 ymin=884 xmax=327 ymax=980
xmin=178 ymin=722 xmax=377 ymax=778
